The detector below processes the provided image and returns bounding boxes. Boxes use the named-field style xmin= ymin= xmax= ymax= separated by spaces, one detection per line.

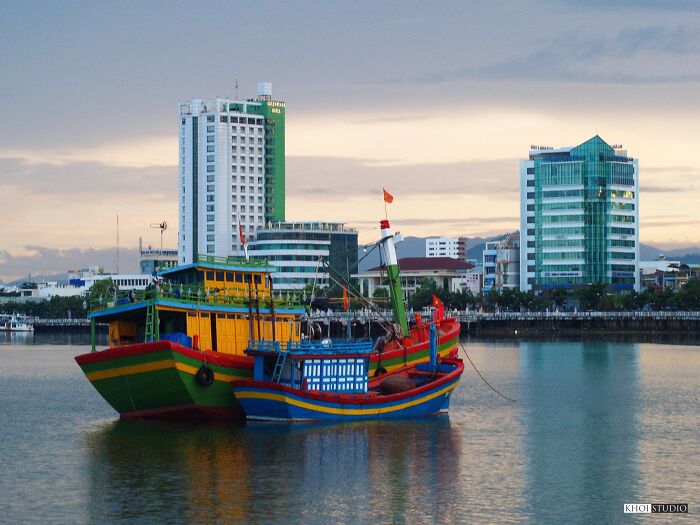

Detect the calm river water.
xmin=0 ymin=332 xmax=697 ymax=524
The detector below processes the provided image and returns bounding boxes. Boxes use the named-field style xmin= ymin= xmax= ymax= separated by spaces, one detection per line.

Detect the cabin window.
xmin=235 ymin=273 xmax=243 ymax=283
xmin=217 ymin=314 xmax=225 ymax=318
xmin=244 ymin=274 xmax=252 ymax=284
xmin=227 ymin=314 xmax=235 ymax=319
xmin=225 ymin=272 xmax=234 ymax=282
xmin=206 ymin=271 xmax=214 ymax=281
xmin=187 ymin=312 xmax=196 ymax=317
xmin=216 ymin=271 xmax=224 ymax=281
xmin=253 ymin=275 xmax=262 ymax=285
xmin=201 ymin=313 xmax=209 ymax=318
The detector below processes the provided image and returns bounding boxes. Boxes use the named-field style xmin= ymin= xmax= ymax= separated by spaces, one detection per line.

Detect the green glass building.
xmin=520 ymin=136 xmax=640 ymax=292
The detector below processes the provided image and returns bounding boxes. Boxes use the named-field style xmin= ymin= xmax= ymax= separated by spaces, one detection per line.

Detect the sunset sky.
xmin=1 ymin=1 xmax=700 ymax=280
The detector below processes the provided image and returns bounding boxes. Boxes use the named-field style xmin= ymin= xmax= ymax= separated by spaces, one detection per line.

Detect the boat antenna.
xmin=150 ymin=220 xmax=168 ymax=254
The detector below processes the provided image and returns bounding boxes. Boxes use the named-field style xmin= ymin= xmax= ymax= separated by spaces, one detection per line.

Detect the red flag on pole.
xmin=343 ymin=287 xmax=349 ymax=311
xmin=383 ymin=188 xmax=394 ymax=204
xmin=238 ymin=221 xmax=249 ymax=260
xmin=432 ymin=294 xmax=444 ymax=321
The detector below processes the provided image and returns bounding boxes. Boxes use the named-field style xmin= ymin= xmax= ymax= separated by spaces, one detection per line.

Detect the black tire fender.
xmin=196 ymin=364 xmax=215 ymax=387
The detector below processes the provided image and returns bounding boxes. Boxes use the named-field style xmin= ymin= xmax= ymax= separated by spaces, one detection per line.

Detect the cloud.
xmin=640 ymin=184 xmax=698 ymax=193
xmin=287 ymin=156 xmax=520 ymax=198
xmin=395 ymin=26 xmax=700 ymax=85
xmin=0 ymin=246 xmax=140 ymax=283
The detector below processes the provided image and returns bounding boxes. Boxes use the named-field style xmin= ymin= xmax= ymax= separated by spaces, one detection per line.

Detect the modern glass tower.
xmin=178 ymin=82 xmax=285 ymax=265
xmin=519 ymin=136 xmax=640 ymax=292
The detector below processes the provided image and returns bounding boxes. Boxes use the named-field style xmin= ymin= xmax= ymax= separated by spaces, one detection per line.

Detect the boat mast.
xmin=378 ymin=219 xmax=409 ymax=338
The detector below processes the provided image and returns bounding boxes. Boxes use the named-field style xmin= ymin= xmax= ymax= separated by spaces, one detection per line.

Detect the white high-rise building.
xmin=425 ymin=237 xmax=467 ymax=259
xmin=178 ymin=82 xmax=286 ymax=265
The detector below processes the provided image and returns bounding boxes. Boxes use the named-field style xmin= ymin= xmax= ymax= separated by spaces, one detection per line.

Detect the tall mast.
xmin=378 ymin=219 xmax=409 ymax=337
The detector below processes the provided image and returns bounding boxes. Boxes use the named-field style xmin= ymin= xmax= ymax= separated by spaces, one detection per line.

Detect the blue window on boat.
xmin=303 ymin=357 xmax=368 ymax=394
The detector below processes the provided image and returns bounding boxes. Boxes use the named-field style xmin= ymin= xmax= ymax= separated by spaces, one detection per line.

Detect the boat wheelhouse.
xmin=75 ymin=255 xmax=305 ymax=419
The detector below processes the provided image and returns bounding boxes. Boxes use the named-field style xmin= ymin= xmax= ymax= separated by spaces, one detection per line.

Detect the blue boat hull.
xmin=233 ymin=366 xmax=462 ymax=422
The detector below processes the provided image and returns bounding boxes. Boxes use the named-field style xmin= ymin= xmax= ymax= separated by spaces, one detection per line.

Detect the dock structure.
xmin=304 ymin=310 xmax=700 ymax=338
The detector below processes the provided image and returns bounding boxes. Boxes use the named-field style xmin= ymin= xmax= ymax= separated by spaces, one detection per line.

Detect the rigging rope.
xmin=458 ymin=341 xmax=517 ymax=402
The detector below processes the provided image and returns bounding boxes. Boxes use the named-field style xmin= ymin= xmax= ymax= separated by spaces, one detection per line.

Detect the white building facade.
xmin=425 ymin=237 xmax=467 ymax=259
xmin=178 ymin=82 xmax=285 ymax=265
xmin=482 ymin=234 xmax=520 ymax=293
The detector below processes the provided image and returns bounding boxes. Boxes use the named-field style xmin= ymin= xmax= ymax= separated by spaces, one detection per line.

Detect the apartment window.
xmin=207 ymin=214 xmax=215 ymax=221
xmin=207 ymin=195 xmax=214 ymax=202
xmin=527 ymin=180 xmax=535 ymax=187
xmin=207 ymin=125 xmax=214 ymax=132
xmin=207 ymin=135 xmax=214 ymax=143
xmin=207 ymin=224 xmax=215 ymax=232
xmin=527 ymin=192 xmax=535 ymax=199
xmin=527 ymin=204 xmax=535 ymax=211
xmin=527 ymin=228 xmax=535 ymax=235
xmin=207 ymin=165 xmax=215 ymax=173
xmin=527 ymin=241 xmax=535 ymax=248
xmin=527 ymin=265 xmax=535 ymax=272
xmin=206 ymin=115 xmax=214 ymax=123
xmin=207 ymin=245 xmax=215 ymax=253
xmin=232 ymin=146 xmax=237 ymax=153
xmin=206 ymin=205 xmax=215 ymax=212
xmin=207 ymin=234 xmax=215 ymax=241
xmin=207 ymin=155 xmax=215 ymax=162
xmin=241 ymin=166 xmax=246 ymax=173
xmin=527 ymin=167 xmax=534 ymax=174
xmin=527 ymin=253 xmax=535 ymax=260
xmin=528 ymin=278 xmax=535 ymax=285
xmin=220 ymin=116 xmax=228 ymax=123
xmin=207 ymin=175 xmax=215 ymax=182
xmin=207 ymin=145 xmax=214 ymax=153
xmin=181 ymin=118 xmax=185 ymax=125
xmin=207 ymin=184 xmax=215 ymax=192
xmin=527 ymin=217 xmax=534 ymax=223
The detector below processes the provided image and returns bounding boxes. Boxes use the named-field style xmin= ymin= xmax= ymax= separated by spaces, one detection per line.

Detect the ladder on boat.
xmin=271 ymin=350 xmax=288 ymax=383
xmin=144 ymin=303 xmax=159 ymax=342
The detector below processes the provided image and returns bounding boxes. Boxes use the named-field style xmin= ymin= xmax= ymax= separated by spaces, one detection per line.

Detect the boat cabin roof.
xmin=246 ymin=339 xmax=374 ymax=359
xmin=158 ymin=255 xmax=275 ymax=279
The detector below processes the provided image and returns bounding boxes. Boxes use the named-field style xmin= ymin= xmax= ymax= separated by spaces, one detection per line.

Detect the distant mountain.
xmin=5 ymin=272 xmax=70 ymax=287
xmin=357 ymin=235 xmax=700 ymax=272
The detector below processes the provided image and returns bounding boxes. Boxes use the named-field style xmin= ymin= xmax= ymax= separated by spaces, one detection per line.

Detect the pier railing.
xmin=304 ymin=309 xmax=700 ymax=322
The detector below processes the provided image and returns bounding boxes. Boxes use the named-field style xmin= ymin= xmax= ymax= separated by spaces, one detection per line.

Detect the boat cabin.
xmin=88 ymin=255 xmax=303 ymax=354
xmin=246 ymin=339 xmax=374 ymax=393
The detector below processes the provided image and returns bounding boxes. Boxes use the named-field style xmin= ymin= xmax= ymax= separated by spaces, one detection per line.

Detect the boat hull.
xmin=74 ymin=318 xmax=461 ymax=420
xmin=75 ymin=341 xmax=252 ymax=420
xmin=233 ymin=360 xmax=463 ymax=422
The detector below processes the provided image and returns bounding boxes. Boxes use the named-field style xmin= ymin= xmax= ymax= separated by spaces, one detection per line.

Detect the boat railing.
xmin=89 ymin=283 xmax=305 ymax=312
xmin=196 ymin=254 xmax=270 ymax=268
xmin=246 ymin=338 xmax=374 ymax=356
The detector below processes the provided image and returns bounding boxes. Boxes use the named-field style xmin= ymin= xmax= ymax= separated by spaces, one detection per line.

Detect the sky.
xmin=1 ymin=0 xmax=700 ymax=281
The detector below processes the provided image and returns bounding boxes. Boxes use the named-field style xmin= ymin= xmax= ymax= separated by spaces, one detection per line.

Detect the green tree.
xmin=409 ymin=278 xmax=441 ymax=309
xmin=88 ymin=278 xmax=117 ymax=303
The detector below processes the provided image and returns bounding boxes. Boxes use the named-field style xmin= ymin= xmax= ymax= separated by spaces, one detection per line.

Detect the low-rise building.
xmin=248 ymin=221 xmax=358 ymax=291
xmin=483 ymin=233 xmax=520 ymax=293
xmin=354 ymin=257 xmax=474 ymax=298
xmin=140 ymin=248 xmax=178 ymax=275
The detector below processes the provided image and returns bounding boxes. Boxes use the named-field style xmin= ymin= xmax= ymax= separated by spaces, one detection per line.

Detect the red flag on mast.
xmin=432 ymin=294 xmax=444 ymax=321
xmin=383 ymin=188 xmax=394 ymax=204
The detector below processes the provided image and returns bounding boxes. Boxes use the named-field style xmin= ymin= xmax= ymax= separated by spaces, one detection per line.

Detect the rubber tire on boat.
xmin=196 ymin=365 xmax=215 ymax=387
xmin=374 ymin=366 xmax=388 ymax=377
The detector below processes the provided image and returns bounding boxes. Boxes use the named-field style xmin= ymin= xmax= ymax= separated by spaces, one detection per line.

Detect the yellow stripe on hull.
xmin=235 ymin=382 xmax=458 ymax=416
xmin=85 ymin=360 xmax=240 ymax=383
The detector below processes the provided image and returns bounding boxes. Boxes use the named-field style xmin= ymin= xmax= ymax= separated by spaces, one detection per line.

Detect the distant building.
xmin=483 ymin=233 xmax=520 ymax=293
xmin=354 ymin=257 xmax=474 ymax=298
xmin=425 ymin=237 xmax=468 ymax=260
xmin=140 ymin=248 xmax=178 ymax=275
xmin=178 ymin=82 xmax=286 ymax=265
xmin=520 ymin=136 xmax=640 ymax=292
xmin=248 ymin=221 xmax=358 ymax=291
xmin=455 ymin=267 xmax=482 ymax=296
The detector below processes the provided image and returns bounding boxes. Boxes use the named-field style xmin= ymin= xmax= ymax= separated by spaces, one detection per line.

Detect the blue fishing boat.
xmin=232 ymin=323 xmax=464 ymax=422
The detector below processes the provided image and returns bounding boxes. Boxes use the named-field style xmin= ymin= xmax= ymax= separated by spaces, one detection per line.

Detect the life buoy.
xmin=196 ymin=364 xmax=215 ymax=387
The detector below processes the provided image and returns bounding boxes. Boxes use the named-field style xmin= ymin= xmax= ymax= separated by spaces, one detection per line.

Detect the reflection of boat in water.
xmin=234 ymin=323 xmax=463 ymax=421
xmin=75 ymin=212 xmax=459 ymax=421
xmin=0 ymin=314 xmax=34 ymax=332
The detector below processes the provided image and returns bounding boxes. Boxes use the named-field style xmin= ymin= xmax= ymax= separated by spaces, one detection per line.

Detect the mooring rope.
xmin=458 ymin=341 xmax=517 ymax=402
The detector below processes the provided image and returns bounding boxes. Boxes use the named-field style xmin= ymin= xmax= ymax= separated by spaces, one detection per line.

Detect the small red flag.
xmin=432 ymin=294 xmax=444 ymax=321
xmin=238 ymin=222 xmax=246 ymax=247
xmin=343 ymin=287 xmax=349 ymax=311
xmin=383 ymin=188 xmax=394 ymax=204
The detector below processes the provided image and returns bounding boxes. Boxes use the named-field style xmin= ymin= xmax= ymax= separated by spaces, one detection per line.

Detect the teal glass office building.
xmin=519 ymin=136 xmax=639 ymax=292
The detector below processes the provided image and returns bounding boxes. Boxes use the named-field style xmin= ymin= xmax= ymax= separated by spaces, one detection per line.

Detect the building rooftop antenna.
xmin=235 ymin=79 xmax=239 ymax=100
xmin=150 ymin=221 xmax=168 ymax=254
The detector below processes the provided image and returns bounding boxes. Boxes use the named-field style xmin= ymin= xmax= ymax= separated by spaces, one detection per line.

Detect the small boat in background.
xmin=0 ymin=314 xmax=34 ymax=332
xmin=233 ymin=323 xmax=464 ymax=422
